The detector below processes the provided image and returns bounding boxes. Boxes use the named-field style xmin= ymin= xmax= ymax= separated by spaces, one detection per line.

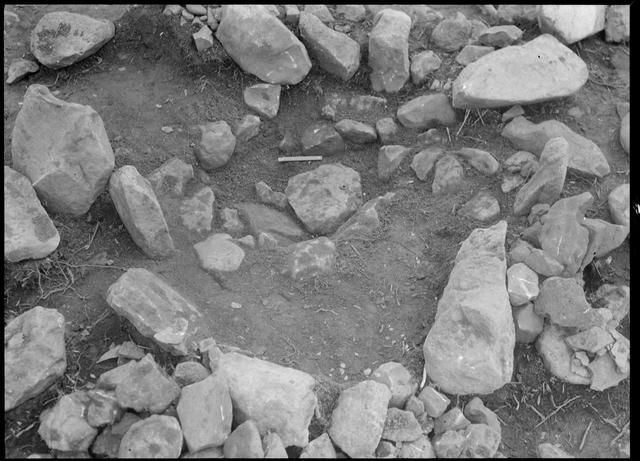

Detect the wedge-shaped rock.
xmin=38 ymin=391 xmax=97 ymax=452
xmin=368 ymin=9 xmax=411 ymax=93
xmin=244 ymin=83 xmax=281 ymax=119
xmin=177 ymin=375 xmax=232 ymax=452
xmin=215 ymin=5 xmax=311 ymax=84
xmin=502 ymin=116 xmax=610 ymax=177
xmin=6 ymin=58 xmax=39 ymax=84
xmin=106 ymin=268 xmax=202 ymax=355
xmin=284 ymin=237 xmax=336 ymax=280
xmin=538 ymin=5 xmax=606 ymax=45
xmin=382 ymin=408 xmax=422 ymax=442
xmin=299 ymin=12 xmax=360 ymax=81
xmin=432 ymin=155 xmax=464 ymax=195
xmin=263 ymin=432 xmax=288 ymax=458
xmin=223 ymin=420 xmax=264 ymax=458
xmin=4 ymin=166 xmax=60 ymax=262
xmin=423 ymin=221 xmax=515 ymax=395
xmin=30 ymin=12 xmax=115 ymax=69
xmin=109 ymin=165 xmax=175 ymax=258
xmin=300 ymin=432 xmax=336 ymax=458
xmin=411 ymin=147 xmax=444 ymax=181
xmin=378 ymin=145 xmax=411 ymax=181
xmin=218 ymin=352 xmax=317 ymax=447
xmin=513 ymin=137 xmax=568 ymax=216
xmin=332 ymin=192 xmax=395 ymax=242
xmin=91 ymin=413 xmax=141 ymax=458
xmin=507 ymin=263 xmax=539 ymax=306
xmin=285 ymin=163 xmax=363 ymax=235
xmin=397 ymin=93 xmax=456 ymax=130
xmin=452 ymin=34 xmax=588 ymax=109
xmin=119 ymin=415 xmax=183 ymax=458
xmin=580 ymin=218 xmax=629 ymax=270
xmin=236 ymin=202 xmax=307 ymax=245
xmin=11 ymin=84 xmax=114 ymax=215
xmin=328 ymin=380 xmax=391 ymax=458
xmin=334 ymin=119 xmax=377 ymax=144
xmin=453 ymin=148 xmax=499 ymax=175
xmin=5 ymin=306 xmax=66 ymax=411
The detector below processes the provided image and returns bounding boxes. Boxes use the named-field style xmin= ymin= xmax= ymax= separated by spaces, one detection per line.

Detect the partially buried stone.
xmin=244 ymin=84 xmax=281 ymax=119
xmin=255 ymin=181 xmax=288 ymax=209
xmin=195 ymin=121 xmax=236 ymax=170
xmin=331 ymin=192 xmax=395 ymax=242
xmin=118 ymin=415 xmax=183 ymax=458
xmin=463 ymin=397 xmax=501 ymax=436
xmin=334 ymin=119 xmax=377 ymax=144
xmin=179 ymin=187 xmax=214 ymax=233
xmin=376 ymin=117 xmax=398 ymax=144
xmin=4 ymin=166 xmax=60 ymax=262
xmin=38 ymin=391 xmax=97 ymax=452
xmin=431 ymin=12 xmax=473 ymax=52
xmin=194 ymin=233 xmax=245 ymax=272
xmin=478 ymin=25 xmax=523 ymax=47
xmin=371 ymin=361 xmax=416 ymax=408
xmin=235 ymin=114 xmax=261 ymax=142
xmin=536 ymin=323 xmax=591 ymax=385
xmin=455 ymin=45 xmax=494 ymax=66
xmin=399 ymin=434 xmax=436 ymax=458
xmin=588 ymin=352 xmax=629 ymax=391
xmin=301 ymin=122 xmax=345 ymax=156
xmin=411 ymin=147 xmax=444 ymax=181
xmin=220 ymin=207 xmax=244 ymax=234
xmin=404 ymin=396 xmax=425 ymax=418
xmin=378 ymin=145 xmax=411 ymax=181
xmin=431 ymin=155 xmax=464 ymax=194
xmin=538 ymin=5 xmax=606 ymax=45
xmin=284 ymin=237 xmax=336 ymax=280
xmin=537 ymin=442 xmax=574 ymax=458
xmin=410 ymin=51 xmax=441 ymax=86
xmin=452 ymin=147 xmax=499 ymax=175
xmin=192 ymin=25 xmax=214 ymax=52
xmin=382 ymin=408 xmax=422 ymax=442
xmin=397 ymin=93 xmax=456 ymax=130
xmin=458 ymin=191 xmax=500 ymax=222
xmin=236 ymin=202 xmax=307 ymax=245
xmin=593 ymin=284 xmax=629 ymax=328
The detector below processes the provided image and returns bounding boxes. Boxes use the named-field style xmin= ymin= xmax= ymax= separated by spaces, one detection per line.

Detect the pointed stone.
xmin=301 ymin=122 xmax=345 ymax=156
xmin=6 ymin=58 xmax=39 ymax=84
xmin=263 ymin=432 xmax=288 ymax=458
xmin=369 ymin=9 xmax=411 ymax=93
xmin=300 ymin=433 xmax=336 ymax=458
xmin=378 ymin=145 xmax=411 ymax=181
xmin=332 ymin=193 xmax=395 ymax=242
xmin=244 ymin=84 xmax=281 ymax=119
xmin=236 ymin=202 xmax=306 ymax=245
xmin=411 ymin=147 xmax=444 ymax=181
xmin=580 ymin=218 xmax=628 ymax=269
xmin=382 ymin=408 xmax=422 ymax=442
xmin=565 ymin=326 xmax=614 ymax=354
xmin=463 ymin=397 xmax=501 ymax=436
xmin=193 ymin=25 xmax=214 ymax=52
xmin=456 ymin=45 xmax=494 ymax=66
xmin=507 ymin=263 xmax=539 ymax=306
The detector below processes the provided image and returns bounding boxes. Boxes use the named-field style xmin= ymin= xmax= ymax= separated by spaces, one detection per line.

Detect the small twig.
xmin=419 ymin=366 xmax=427 ymax=390
xmin=579 ymin=420 xmax=593 ymax=451
xmin=56 ymin=261 xmax=128 ymax=271
xmin=609 ymin=421 xmax=629 ymax=447
xmin=348 ymin=243 xmax=361 ymax=258
xmin=534 ymin=396 xmax=581 ymax=428
xmin=456 ymin=109 xmax=471 ymax=137
xmin=446 ymin=127 xmax=452 ymax=145
xmin=8 ymin=421 xmax=37 ymax=440
xmin=315 ymin=308 xmax=338 ymax=316
xmin=284 ymin=336 xmax=298 ymax=356
xmin=526 ymin=403 xmax=545 ymax=421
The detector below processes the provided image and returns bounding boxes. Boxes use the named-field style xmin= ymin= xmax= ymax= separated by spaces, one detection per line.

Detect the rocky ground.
xmin=4 ymin=4 xmax=631 ymax=459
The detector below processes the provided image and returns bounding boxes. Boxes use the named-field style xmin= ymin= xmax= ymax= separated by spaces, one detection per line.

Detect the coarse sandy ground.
xmin=4 ymin=4 xmax=630 ymax=458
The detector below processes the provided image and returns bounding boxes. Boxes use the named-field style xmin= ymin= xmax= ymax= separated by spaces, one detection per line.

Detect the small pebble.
xmin=161 ymin=126 xmax=174 ymax=133
xmin=230 ymin=302 xmax=242 ymax=309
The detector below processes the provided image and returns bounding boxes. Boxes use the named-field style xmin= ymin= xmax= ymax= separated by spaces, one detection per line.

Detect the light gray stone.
xmin=244 ymin=83 xmax=281 ymax=119
xmin=369 ymin=9 xmax=411 ymax=93
xmin=399 ymin=434 xmax=436 ymax=458
xmin=432 ymin=155 xmax=464 ymax=195
xmin=223 ymin=420 xmax=264 ymax=458
xmin=332 ymin=192 xmax=395 ymax=242
xmin=5 ymin=306 xmax=66 ymax=411
xmin=512 ymin=303 xmax=544 ymax=344
xmin=119 ymin=415 xmax=183 ymax=458
xmin=463 ymin=397 xmax=501 ymax=436
xmin=593 ymin=284 xmax=629 ymax=328
xmin=537 ymin=442 xmax=574 ymax=458
xmin=434 ymin=407 xmax=470 ymax=435
xmin=371 ymin=362 xmax=416 ymax=409
xmin=507 ymin=262 xmax=539 ymax=306
xmin=376 ymin=117 xmax=398 ymax=144
xmin=86 ymin=389 xmax=122 ymax=427
xmin=303 ymin=4 xmax=334 ymax=23
xmin=38 ymin=391 xmax=97 ymax=452
xmin=431 ymin=12 xmax=473 ymax=52
xmin=588 ymin=351 xmax=629 ymax=391
xmin=91 ymin=413 xmax=141 ymax=458
xmin=378 ymin=145 xmax=411 ymax=181
xmin=300 ymin=433 xmax=337 ymax=458
xmin=11 ymin=84 xmax=114 ymax=216
xmin=179 ymin=187 xmax=215 ymax=233
xmin=173 ymin=361 xmax=210 ymax=386
xmin=534 ymin=277 xmax=605 ymax=330
xmin=284 ymin=237 xmax=336 ymax=280
xmin=411 ymin=147 xmax=444 ymax=181
xmin=417 ymin=386 xmax=450 ymax=418
xmin=565 ymin=326 xmax=614 ymax=354
xmin=350 ymin=95 xmax=387 ymax=113
xmin=235 ymin=114 xmax=261 ymax=142
xmin=607 ymin=184 xmax=629 ymax=228
xmin=458 ymin=191 xmax=500 ymax=222
xmin=620 ymin=112 xmax=629 ymax=154
xmin=478 ymin=25 xmax=523 ymax=47
xmin=453 ymin=147 xmax=499 ymax=175
xmin=334 ymin=119 xmax=377 ymax=144
xmin=6 ymin=58 xmax=39 ymax=84
xmin=336 ymin=4 xmax=366 ymax=22
xmin=301 ymin=122 xmax=345 ymax=156
xmin=195 ymin=121 xmax=236 ymax=170
xmin=538 ymin=5 xmax=606 ymax=45
xmin=193 ymin=25 xmax=214 ymax=52
xmin=236 ymin=202 xmax=307 ymax=245
xmin=410 ymin=51 xmax=441 ymax=85
xmin=455 ymin=45 xmax=494 ymax=65
xmin=220 ymin=207 xmax=244 ymax=234
xmin=580 ymin=218 xmax=629 ymax=269
xmin=397 ymin=93 xmax=456 ymax=130
xmin=382 ymin=408 xmax=422 ymax=442
xmin=194 ymin=233 xmax=245 ymax=272
xmin=263 ymin=432 xmax=288 ymax=458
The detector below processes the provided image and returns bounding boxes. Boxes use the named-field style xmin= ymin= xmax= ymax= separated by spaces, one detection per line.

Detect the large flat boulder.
xmin=502 ymin=116 xmax=610 ymax=177
xmin=368 ymin=9 xmax=411 ymax=93
xmin=423 ymin=221 xmax=515 ymax=395
xmin=109 ymin=165 xmax=175 ymax=259
xmin=299 ymin=12 xmax=360 ymax=81
xmin=217 ymin=352 xmax=317 ymax=448
xmin=11 ymin=84 xmax=114 ymax=216
xmin=5 ymin=306 xmax=66 ymax=411
xmin=30 ymin=12 xmax=115 ymax=69
xmin=4 ymin=166 xmax=60 ymax=262
xmin=538 ymin=5 xmax=606 ymax=45
xmin=215 ymin=5 xmax=311 ymax=84
xmin=105 ymin=268 xmax=203 ymax=355
xmin=452 ymin=34 xmax=588 ymax=109
xmin=285 ymin=163 xmax=363 ymax=235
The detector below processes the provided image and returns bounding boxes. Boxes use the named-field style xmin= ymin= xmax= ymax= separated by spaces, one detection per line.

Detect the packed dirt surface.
xmin=4 ymin=4 xmax=630 ymax=458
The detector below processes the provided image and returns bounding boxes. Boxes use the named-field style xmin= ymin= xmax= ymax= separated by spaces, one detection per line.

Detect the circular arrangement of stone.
xmin=4 ymin=4 xmax=630 ymax=458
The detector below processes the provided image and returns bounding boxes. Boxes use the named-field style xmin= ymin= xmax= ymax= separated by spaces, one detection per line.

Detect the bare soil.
xmin=4 ymin=4 xmax=630 ymax=458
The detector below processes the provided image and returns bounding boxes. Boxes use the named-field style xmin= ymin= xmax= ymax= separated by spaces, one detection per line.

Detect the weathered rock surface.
xmin=192 ymin=25 xmax=214 ymax=52
xmin=235 ymin=114 xmax=261 ymax=142
xmin=336 ymin=4 xmax=366 ymax=22
xmin=507 ymin=263 xmax=539 ymax=306
xmin=106 ymin=268 xmax=202 ymax=355
xmin=328 ymin=380 xmax=391 ymax=458
xmin=512 ymin=303 xmax=544 ymax=344
xmin=509 ymin=239 xmax=565 ymax=277
xmin=371 ymin=362 xmax=416 ymax=408
xmin=513 ymin=137 xmax=568 ymax=216
xmin=285 ymin=163 xmax=362 ymax=234
xmin=464 ymin=397 xmax=501 ymax=436
xmin=536 ymin=323 xmax=591 ymax=385
xmin=535 ymin=277 xmax=604 ymax=330
xmin=458 ymin=191 xmax=500 ymax=222
xmin=496 ymin=5 xmax=539 ymax=24
xmin=300 ymin=433 xmax=336 ymax=458
xmin=478 ymin=25 xmax=523 ymax=47
xmin=299 ymin=12 xmax=360 ymax=81
xmin=115 ymin=354 xmax=181 ymax=414
xmin=255 ymin=181 xmax=288 ymax=209
xmin=86 ymin=389 xmax=122 ymax=427
xmin=411 ymin=147 xmax=444 ymax=181
xmin=410 ymin=50 xmax=441 ymax=85
xmin=177 ymin=375 xmax=232 ymax=452
xmin=537 ymin=442 xmax=575 ymax=458
xmin=431 ymin=12 xmax=472 ymax=52
xmin=220 ymin=207 xmax=244 ymax=234
xmin=434 ymin=407 xmax=471 ymax=435
xmin=453 ymin=148 xmax=500 ymax=175
xmin=173 ymin=361 xmax=210 ymax=387
xmin=376 ymin=117 xmax=398 ymax=144
xmin=565 ymin=326 xmax=614 ymax=354
xmin=432 ymin=155 xmax=464 ymax=195
xmin=195 ymin=121 xmax=237 ymax=170
xmin=350 ymin=95 xmax=387 ymax=113
xmin=236 ymin=202 xmax=306 ymax=245
xmin=194 ymin=233 xmax=245 ymax=272
xmin=223 ymin=419 xmax=264 ymax=458
xmin=118 ymin=415 xmax=183 ymax=458
xmin=417 ymin=386 xmax=450 ymax=418
xmin=6 ymin=58 xmax=39 ymax=84
xmin=607 ymin=184 xmax=629 ymax=228
xmin=304 ymin=4 xmax=334 ymax=23
xmin=4 ymin=166 xmax=60 ymax=262
xmin=332 ymin=192 xmax=395 ymax=242
xmin=593 ymin=284 xmax=630 ymax=328
xmin=5 ymin=306 xmax=66 ymax=411
xmin=244 ymin=83 xmax=281 ymax=119
xmin=215 ymin=5 xmax=311 ymax=84
xmin=423 ymin=221 xmax=515 ymax=395
xmin=96 ymin=361 xmax=138 ymax=391
xmin=452 ymin=34 xmax=588 ymax=109
xmin=30 ymin=12 xmax=115 ymax=69
xmin=179 ymin=187 xmax=214 ymax=233
xmin=91 ymin=413 xmax=141 ymax=458
xmin=538 ymin=5 xmax=606 ymax=45
xmin=502 ymin=116 xmax=610 ymax=177
xmin=11 ymin=84 xmax=114 ymax=216
xmin=284 ymin=237 xmax=336 ymax=280
xmin=301 ymin=122 xmax=346 ymax=156
xmin=619 ymin=112 xmax=629 ymax=154
xmin=146 ymin=157 xmax=193 ymax=197
xmin=378 ymin=145 xmax=411 ymax=181
xmin=605 ymin=5 xmax=630 ymax=43
xmin=334 ymin=119 xmax=377 ymax=144
xmin=397 ymin=93 xmax=456 ymax=130
xmin=580 ymin=218 xmax=629 ymax=269
xmin=38 ymin=391 xmax=97 ymax=452
xmin=262 ymin=432 xmax=288 ymax=458
xmin=382 ymin=408 xmax=422 ymax=442
xmin=455 ymin=45 xmax=494 ymax=65
xmin=368 ymin=9 xmax=411 ymax=93
xmin=218 ymin=352 xmax=317 ymax=447
xmin=109 ymin=165 xmax=174 ymax=258
xmin=399 ymin=434 xmax=436 ymax=458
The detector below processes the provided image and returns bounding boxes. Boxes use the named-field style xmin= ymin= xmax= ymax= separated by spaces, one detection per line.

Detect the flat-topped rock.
xmin=502 ymin=116 xmax=610 ymax=177
xmin=368 ymin=9 xmax=411 ymax=93
xmin=30 ymin=12 xmax=115 ymax=69
xmin=285 ymin=163 xmax=362 ymax=235
xmin=334 ymin=119 xmax=377 ymax=144
xmin=478 ymin=25 xmax=523 ymax=48
xmin=452 ymin=148 xmax=499 ymax=175
xmin=106 ymin=268 xmax=202 ymax=355
xmin=215 ymin=5 xmax=311 ymax=84
xmin=11 ymin=84 xmax=114 ymax=216
xmin=5 ymin=306 xmax=66 ymax=411
xmin=432 ymin=155 xmax=464 ymax=195
xmin=4 ymin=166 xmax=60 ymax=262
xmin=109 ymin=165 xmax=175 ymax=258
xmin=452 ymin=34 xmax=588 ymax=109
xmin=299 ymin=12 xmax=360 ymax=81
